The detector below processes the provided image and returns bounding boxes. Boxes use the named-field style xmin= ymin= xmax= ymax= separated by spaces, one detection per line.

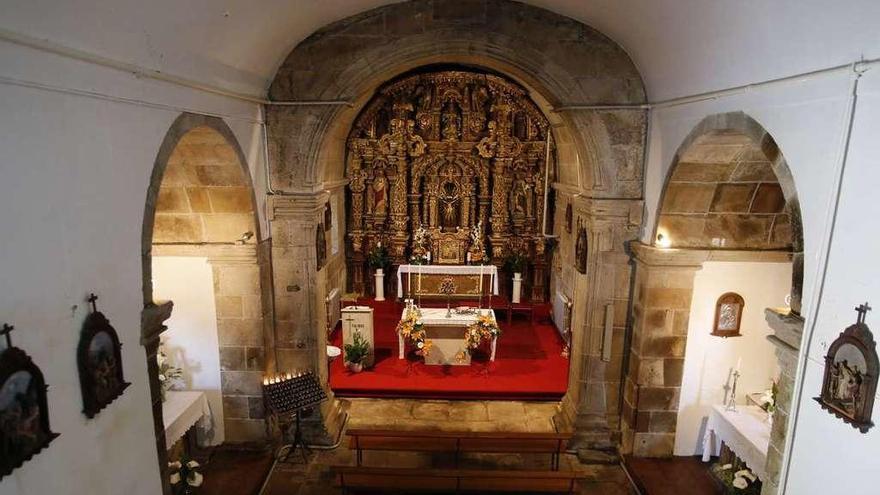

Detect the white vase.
xmin=374 ymin=268 xmax=385 ymax=301
xmin=348 ymin=362 xmax=363 ymax=373
xmin=512 ymin=272 xmax=523 ymax=303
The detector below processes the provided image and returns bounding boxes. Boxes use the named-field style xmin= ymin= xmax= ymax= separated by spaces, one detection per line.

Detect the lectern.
xmin=341 ymin=306 xmax=375 ymax=367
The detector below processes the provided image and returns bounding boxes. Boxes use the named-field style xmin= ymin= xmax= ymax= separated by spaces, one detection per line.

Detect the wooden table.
xmin=398 ymin=308 xmax=497 ymax=365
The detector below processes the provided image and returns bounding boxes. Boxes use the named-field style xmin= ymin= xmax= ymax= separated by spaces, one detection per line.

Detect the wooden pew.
xmin=346 ymin=429 xmax=570 ymax=470
xmin=335 ymin=466 xmax=586 ymax=494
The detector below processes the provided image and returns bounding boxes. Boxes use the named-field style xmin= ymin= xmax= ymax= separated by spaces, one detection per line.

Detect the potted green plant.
xmin=503 ymin=250 xmax=528 ymax=303
xmin=344 ymin=331 xmax=371 ymax=373
xmin=367 ymin=243 xmax=390 ymax=301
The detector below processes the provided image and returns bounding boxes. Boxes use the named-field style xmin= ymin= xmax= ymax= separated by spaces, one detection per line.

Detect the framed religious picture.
xmin=574 ymin=220 xmax=588 ymax=274
xmin=565 ymin=203 xmax=572 ymax=234
xmin=814 ymin=303 xmax=877 ymax=433
xmin=77 ymin=294 xmax=130 ymax=419
xmin=0 ymin=324 xmax=59 ymax=479
xmin=711 ymin=292 xmax=745 ymax=337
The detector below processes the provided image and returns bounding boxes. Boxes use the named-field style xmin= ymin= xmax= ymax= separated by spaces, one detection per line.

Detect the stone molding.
xmin=269 ymin=193 xmax=330 ymax=221
xmin=630 ymin=242 xmax=791 ymax=268
xmin=764 ymin=308 xmax=804 ymax=351
xmin=152 ymin=243 xmax=259 ymax=264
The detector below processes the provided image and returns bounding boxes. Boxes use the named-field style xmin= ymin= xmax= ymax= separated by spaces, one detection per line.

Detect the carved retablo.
xmin=345 ymin=68 xmax=554 ymax=300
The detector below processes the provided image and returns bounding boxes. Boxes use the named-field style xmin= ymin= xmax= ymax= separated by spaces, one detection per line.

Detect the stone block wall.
xmin=212 ymin=258 xmax=267 ymax=442
xmin=657 ymin=132 xmax=789 ymax=250
xmin=622 ymin=246 xmax=699 ymax=457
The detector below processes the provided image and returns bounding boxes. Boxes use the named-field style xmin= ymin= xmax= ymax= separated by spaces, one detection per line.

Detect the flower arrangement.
xmin=468 ymin=221 xmax=486 ymax=264
xmin=169 ymin=458 xmax=203 ymax=494
xmin=713 ymin=463 xmax=761 ymax=494
xmin=411 ymin=224 xmax=432 ymax=265
xmin=157 ymin=343 xmax=183 ymax=402
xmin=503 ymin=249 xmax=528 ymax=275
xmin=759 ymin=380 xmax=778 ymax=414
xmin=457 ymin=314 xmax=502 ymax=362
xmin=396 ymin=308 xmax=432 ymax=357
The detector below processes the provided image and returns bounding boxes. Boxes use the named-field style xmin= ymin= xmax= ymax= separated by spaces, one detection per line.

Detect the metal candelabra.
xmin=726 ymin=370 xmax=741 ymax=412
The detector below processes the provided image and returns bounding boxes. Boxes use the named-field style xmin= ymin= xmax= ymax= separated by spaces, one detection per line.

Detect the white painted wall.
xmin=674 ymin=262 xmax=791 ymax=456
xmin=0 ymin=40 xmax=266 ymax=495
xmin=152 ymin=256 xmax=224 ymax=446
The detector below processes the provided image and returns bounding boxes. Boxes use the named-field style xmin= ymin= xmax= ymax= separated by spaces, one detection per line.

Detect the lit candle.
xmin=286 ymin=372 xmax=292 ymax=380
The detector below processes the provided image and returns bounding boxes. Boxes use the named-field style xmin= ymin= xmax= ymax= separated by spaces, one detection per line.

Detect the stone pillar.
xmin=761 ymin=309 xmax=804 ymax=495
xmin=559 ymin=198 xmax=642 ymax=463
xmin=622 ymin=243 xmax=701 ymax=457
xmin=269 ymin=195 xmax=345 ymax=445
xmin=141 ymin=301 xmax=174 ymax=495
xmin=208 ymin=246 xmax=267 ymax=443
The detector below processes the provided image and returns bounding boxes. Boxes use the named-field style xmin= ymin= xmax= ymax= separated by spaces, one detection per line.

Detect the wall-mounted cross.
xmin=1 ymin=323 xmax=14 ymax=348
xmin=88 ymin=293 xmax=99 ymax=313
xmin=856 ymin=302 xmax=872 ymax=324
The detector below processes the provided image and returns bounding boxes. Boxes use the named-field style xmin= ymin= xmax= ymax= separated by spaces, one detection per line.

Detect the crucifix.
xmin=87 ymin=293 xmax=99 ymax=313
xmin=1 ymin=323 xmax=14 ymax=349
xmin=856 ymin=302 xmax=872 ymax=324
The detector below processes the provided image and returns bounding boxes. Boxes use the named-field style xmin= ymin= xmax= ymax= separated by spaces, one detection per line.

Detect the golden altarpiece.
xmin=345 ymin=69 xmax=554 ymax=301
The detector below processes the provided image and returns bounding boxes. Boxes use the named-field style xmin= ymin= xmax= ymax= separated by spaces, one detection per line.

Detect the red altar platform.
xmin=328 ymin=299 xmax=569 ymax=400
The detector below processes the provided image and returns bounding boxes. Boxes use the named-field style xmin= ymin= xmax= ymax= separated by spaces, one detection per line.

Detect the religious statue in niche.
xmin=815 ymin=303 xmax=878 ymax=433
xmin=711 ymin=292 xmax=745 ymax=338
xmin=440 ymin=181 xmax=461 ymax=232
xmin=78 ymin=293 xmax=130 ymax=418
xmin=575 ymin=220 xmax=588 ymax=274
xmin=0 ymin=323 xmax=59 ymax=479
xmin=441 ymin=100 xmax=461 ymax=141
xmin=316 ymin=224 xmax=327 ymax=270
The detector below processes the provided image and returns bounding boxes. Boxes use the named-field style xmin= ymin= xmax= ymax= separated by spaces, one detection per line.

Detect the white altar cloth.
xmin=162 ymin=390 xmax=213 ymax=449
xmin=396 ymin=264 xmax=499 ymax=296
xmin=398 ymin=308 xmax=497 ymax=363
xmin=701 ymin=404 xmax=770 ymax=481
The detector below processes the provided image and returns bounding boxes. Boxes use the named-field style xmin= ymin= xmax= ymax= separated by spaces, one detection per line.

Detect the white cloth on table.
xmin=701 ymin=404 xmax=770 ymax=481
xmin=162 ymin=390 xmax=214 ymax=449
xmin=396 ymin=264 xmax=499 ymax=296
xmin=398 ymin=308 xmax=498 ymax=361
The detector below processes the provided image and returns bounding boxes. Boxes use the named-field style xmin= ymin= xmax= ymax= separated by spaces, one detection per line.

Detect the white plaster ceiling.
xmin=2 ymin=0 xmax=879 ymax=100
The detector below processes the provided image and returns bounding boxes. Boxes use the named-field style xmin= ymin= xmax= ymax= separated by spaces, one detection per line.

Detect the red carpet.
xmin=329 ymin=300 xmax=569 ymax=400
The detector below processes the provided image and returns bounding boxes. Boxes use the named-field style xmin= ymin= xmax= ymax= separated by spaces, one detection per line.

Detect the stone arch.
xmin=143 ymin=112 xmax=263 ymax=305
xmin=140 ymin=113 xmax=270 ymax=493
xmin=653 ymin=111 xmax=804 ymax=314
xmin=266 ymin=0 xmax=647 ymax=199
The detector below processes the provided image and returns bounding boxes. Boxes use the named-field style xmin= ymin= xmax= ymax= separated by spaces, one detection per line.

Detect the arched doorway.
xmin=625 ymin=112 xmax=803 ymax=495
xmin=141 ymin=113 xmax=270 ymax=492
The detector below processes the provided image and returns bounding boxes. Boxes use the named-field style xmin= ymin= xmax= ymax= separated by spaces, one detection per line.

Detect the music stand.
xmin=262 ymin=371 xmax=327 ymax=463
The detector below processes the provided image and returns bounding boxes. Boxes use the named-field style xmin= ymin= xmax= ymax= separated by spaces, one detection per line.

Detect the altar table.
xmin=701 ymin=404 xmax=770 ymax=481
xmin=162 ymin=390 xmax=214 ymax=449
xmin=396 ymin=264 xmax=499 ymax=298
xmin=398 ymin=308 xmax=498 ymax=365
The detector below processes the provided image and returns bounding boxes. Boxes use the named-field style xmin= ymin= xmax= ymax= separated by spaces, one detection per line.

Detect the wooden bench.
xmin=347 ymin=429 xmax=570 ymax=470
xmin=335 ymin=466 xmax=586 ymax=494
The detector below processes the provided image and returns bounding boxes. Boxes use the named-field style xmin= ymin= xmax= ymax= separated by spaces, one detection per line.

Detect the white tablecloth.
xmin=396 ymin=264 xmax=499 ymax=296
xmin=162 ymin=390 xmax=214 ymax=449
xmin=398 ymin=308 xmax=498 ymax=361
xmin=701 ymin=404 xmax=770 ymax=481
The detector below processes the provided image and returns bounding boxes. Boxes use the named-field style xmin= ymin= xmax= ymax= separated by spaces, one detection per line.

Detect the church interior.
xmin=1 ymin=1 xmax=878 ymax=494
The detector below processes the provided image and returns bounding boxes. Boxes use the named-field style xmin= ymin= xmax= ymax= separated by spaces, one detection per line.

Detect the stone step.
xmin=577 ymin=448 xmax=620 ymax=465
